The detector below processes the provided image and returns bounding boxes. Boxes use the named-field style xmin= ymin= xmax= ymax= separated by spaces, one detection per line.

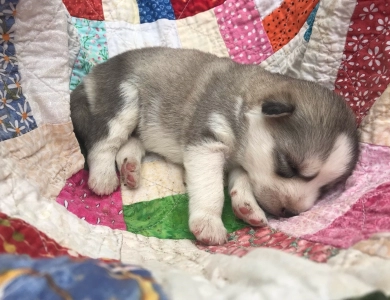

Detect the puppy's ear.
xmin=262 ymin=101 xmax=295 ymax=117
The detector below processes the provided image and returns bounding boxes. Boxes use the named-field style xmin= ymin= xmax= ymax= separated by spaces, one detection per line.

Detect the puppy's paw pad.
xmin=190 ymin=216 xmax=227 ymax=246
xmin=88 ymin=173 xmax=119 ymax=196
xmin=120 ymin=159 xmax=140 ymax=189
xmin=248 ymin=218 xmax=267 ymax=227
xmin=232 ymin=199 xmax=268 ymax=227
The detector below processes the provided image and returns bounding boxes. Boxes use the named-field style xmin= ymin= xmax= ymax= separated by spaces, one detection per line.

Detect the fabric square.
xmin=263 ymin=0 xmax=356 ymax=91
xmin=214 ymin=0 xmax=274 ymax=64
xmin=0 ymin=0 xmax=37 ymax=141
xmin=262 ymin=0 xmax=320 ymax=52
xmin=260 ymin=22 xmax=311 ymax=75
xmin=121 ymin=159 xmax=186 ymax=206
xmin=254 ymin=0 xmax=284 ymax=19
xmin=57 ymin=169 xmax=127 ymax=230
xmin=123 ymin=189 xmax=247 ymax=239
xmin=63 ymin=0 xmax=104 ymax=20
xmin=359 ymin=85 xmax=390 ymax=147
xmin=171 ymin=0 xmax=225 ymax=19
xmin=102 ymin=0 xmax=140 ymax=24
xmin=69 ymin=17 xmax=109 ymax=90
xmin=137 ymin=0 xmax=175 ymax=23
xmin=105 ymin=19 xmax=181 ymax=58
xmin=303 ymin=180 xmax=390 ymax=248
xmin=197 ymin=227 xmax=339 ymax=263
xmin=303 ymin=3 xmax=319 ymax=41
xmin=0 ymin=212 xmax=79 ymax=258
xmin=334 ymin=0 xmax=390 ymax=124
xmin=14 ymin=0 xmax=74 ymax=125
xmin=176 ymin=9 xmax=229 ymax=57
xmin=0 ymin=256 xmax=168 ymax=300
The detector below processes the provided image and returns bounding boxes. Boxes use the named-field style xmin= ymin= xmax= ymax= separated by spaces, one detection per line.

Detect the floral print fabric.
xmin=335 ymin=0 xmax=390 ymax=124
xmin=0 ymin=0 xmax=37 ymax=141
xmin=0 ymin=255 xmax=168 ymax=300
xmin=69 ymin=17 xmax=108 ymax=90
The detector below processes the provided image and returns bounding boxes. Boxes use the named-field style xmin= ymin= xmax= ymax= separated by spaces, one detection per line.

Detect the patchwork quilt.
xmin=0 ymin=0 xmax=390 ymax=298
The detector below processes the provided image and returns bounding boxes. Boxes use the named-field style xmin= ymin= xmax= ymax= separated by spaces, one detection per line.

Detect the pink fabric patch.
xmin=303 ymin=182 xmax=390 ymax=248
xmin=197 ymin=227 xmax=338 ymax=263
xmin=268 ymin=143 xmax=390 ymax=238
xmin=57 ymin=170 xmax=126 ymax=230
xmin=214 ymin=0 xmax=273 ymax=64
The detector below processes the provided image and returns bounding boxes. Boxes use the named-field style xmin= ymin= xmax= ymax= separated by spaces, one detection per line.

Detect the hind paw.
xmin=120 ymin=158 xmax=140 ymax=189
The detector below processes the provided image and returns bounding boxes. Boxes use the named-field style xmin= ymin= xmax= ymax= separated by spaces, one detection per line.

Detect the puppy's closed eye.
xmin=275 ymin=152 xmax=298 ymax=179
xmin=275 ymin=152 xmax=318 ymax=181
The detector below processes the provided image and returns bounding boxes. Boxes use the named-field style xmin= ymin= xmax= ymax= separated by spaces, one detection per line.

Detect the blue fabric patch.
xmin=304 ymin=3 xmax=320 ymax=42
xmin=70 ymin=18 xmax=108 ymax=91
xmin=0 ymin=255 xmax=169 ymax=300
xmin=137 ymin=0 xmax=175 ymax=23
xmin=0 ymin=0 xmax=37 ymax=141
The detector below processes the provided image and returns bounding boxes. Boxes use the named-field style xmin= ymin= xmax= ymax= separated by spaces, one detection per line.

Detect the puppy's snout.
xmin=280 ymin=207 xmax=297 ymax=218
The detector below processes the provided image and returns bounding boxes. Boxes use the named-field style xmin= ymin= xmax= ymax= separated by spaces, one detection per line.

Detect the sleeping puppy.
xmin=70 ymin=47 xmax=359 ymax=245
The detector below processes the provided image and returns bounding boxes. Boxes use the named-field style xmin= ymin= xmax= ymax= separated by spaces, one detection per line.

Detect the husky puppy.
xmin=70 ymin=47 xmax=359 ymax=245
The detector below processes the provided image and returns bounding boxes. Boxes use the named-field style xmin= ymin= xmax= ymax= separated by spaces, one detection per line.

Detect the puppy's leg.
xmin=184 ymin=142 xmax=228 ymax=245
xmin=87 ymin=92 xmax=139 ymax=195
xmin=228 ymin=167 xmax=268 ymax=227
xmin=116 ymin=137 xmax=145 ymax=189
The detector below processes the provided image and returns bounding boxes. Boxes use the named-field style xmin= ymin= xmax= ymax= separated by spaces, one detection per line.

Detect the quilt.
xmin=0 ymin=0 xmax=389 ymax=299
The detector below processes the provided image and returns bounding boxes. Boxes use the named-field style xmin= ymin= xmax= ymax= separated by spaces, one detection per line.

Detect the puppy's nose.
xmin=280 ymin=207 xmax=297 ymax=218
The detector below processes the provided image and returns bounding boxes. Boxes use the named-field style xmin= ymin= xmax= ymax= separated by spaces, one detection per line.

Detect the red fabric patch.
xmin=303 ymin=182 xmax=390 ymax=248
xmin=197 ymin=226 xmax=339 ymax=263
xmin=171 ymin=0 xmax=225 ymax=19
xmin=62 ymin=0 xmax=104 ymax=21
xmin=262 ymin=0 xmax=319 ymax=52
xmin=334 ymin=0 xmax=390 ymax=124
xmin=0 ymin=212 xmax=80 ymax=258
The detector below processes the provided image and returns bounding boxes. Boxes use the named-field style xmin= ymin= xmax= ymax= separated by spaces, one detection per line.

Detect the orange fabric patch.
xmin=263 ymin=0 xmax=320 ymax=52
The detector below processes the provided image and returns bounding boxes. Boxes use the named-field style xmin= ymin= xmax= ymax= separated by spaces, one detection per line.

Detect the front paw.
xmin=88 ymin=169 xmax=119 ymax=195
xmin=230 ymin=190 xmax=268 ymax=227
xmin=190 ymin=214 xmax=228 ymax=245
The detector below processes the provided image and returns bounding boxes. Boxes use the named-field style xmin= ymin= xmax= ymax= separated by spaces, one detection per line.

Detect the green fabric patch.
xmin=123 ymin=189 xmax=247 ymax=239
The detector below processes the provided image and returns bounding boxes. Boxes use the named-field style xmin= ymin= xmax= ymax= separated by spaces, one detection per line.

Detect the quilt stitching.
xmin=14 ymin=1 xmax=62 ymax=57
xmin=177 ymin=0 xmax=193 ymax=19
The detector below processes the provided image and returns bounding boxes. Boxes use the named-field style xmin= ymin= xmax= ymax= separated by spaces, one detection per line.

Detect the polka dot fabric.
xmin=214 ymin=0 xmax=273 ymax=65
xmin=137 ymin=0 xmax=175 ymax=23
xmin=334 ymin=0 xmax=390 ymax=124
xmin=171 ymin=0 xmax=225 ymax=19
xmin=262 ymin=0 xmax=320 ymax=52
xmin=63 ymin=0 xmax=104 ymax=21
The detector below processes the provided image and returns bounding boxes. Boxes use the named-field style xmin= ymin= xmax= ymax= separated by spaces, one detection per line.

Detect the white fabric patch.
xmin=176 ymin=10 xmax=229 ymax=58
xmin=105 ymin=19 xmax=181 ymax=58
xmin=254 ymin=0 xmax=284 ymax=20
xmin=102 ymin=0 xmax=140 ymax=24
xmin=14 ymin=1 xmax=71 ymax=125
xmin=66 ymin=10 xmax=80 ymax=71
xmin=121 ymin=160 xmax=186 ymax=205
xmin=261 ymin=0 xmax=356 ymax=90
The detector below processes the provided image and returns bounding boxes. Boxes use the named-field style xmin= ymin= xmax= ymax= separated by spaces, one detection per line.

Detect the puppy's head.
xmin=240 ymin=78 xmax=359 ymax=218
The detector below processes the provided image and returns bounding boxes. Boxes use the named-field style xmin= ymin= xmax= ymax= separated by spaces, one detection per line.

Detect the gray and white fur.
xmin=70 ymin=47 xmax=359 ymax=245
